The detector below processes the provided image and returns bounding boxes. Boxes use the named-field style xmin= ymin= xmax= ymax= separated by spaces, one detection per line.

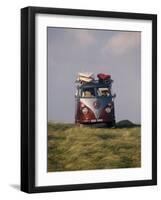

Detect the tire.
xmin=106 ymin=121 xmax=115 ymax=128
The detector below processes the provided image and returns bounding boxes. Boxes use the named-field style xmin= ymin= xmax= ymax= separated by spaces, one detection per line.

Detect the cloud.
xmin=103 ymin=32 xmax=141 ymax=55
xmin=73 ymin=31 xmax=95 ymax=46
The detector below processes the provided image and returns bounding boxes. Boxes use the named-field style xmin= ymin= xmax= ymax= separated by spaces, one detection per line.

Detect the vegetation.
xmin=48 ymin=123 xmax=141 ymax=172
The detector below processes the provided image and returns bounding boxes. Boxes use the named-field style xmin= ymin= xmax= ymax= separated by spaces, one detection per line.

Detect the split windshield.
xmin=81 ymin=87 xmax=110 ymax=98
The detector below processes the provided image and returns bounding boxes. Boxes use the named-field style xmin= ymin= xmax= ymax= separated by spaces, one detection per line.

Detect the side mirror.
xmin=112 ymin=93 xmax=116 ymax=98
xmin=75 ymin=92 xmax=80 ymax=98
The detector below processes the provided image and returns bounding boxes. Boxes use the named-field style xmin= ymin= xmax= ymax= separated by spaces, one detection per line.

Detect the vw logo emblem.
xmin=93 ymin=101 xmax=100 ymax=109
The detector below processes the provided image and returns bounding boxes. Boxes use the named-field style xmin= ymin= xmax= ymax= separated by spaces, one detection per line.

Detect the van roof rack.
xmin=77 ymin=79 xmax=113 ymax=88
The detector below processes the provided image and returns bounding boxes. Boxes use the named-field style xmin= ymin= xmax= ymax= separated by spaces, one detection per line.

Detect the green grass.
xmin=48 ymin=123 xmax=141 ymax=172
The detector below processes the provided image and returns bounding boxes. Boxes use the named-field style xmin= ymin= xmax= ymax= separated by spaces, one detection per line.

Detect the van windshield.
xmin=80 ymin=87 xmax=111 ymax=98
xmin=97 ymin=87 xmax=111 ymax=97
xmin=81 ymin=87 xmax=95 ymax=98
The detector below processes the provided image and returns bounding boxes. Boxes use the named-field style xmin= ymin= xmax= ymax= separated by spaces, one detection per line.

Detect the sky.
xmin=47 ymin=27 xmax=141 ymax=124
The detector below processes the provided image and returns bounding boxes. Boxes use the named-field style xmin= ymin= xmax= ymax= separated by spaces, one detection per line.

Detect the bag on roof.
xmin=76 ymin=72 xmax=94 ymax=83
xmin=97 ymin=73 xmax=111 ymax=80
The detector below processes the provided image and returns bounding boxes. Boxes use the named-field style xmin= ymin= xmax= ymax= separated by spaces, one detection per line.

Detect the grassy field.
xmin=48 ymin=123 xmax=141 ymax=172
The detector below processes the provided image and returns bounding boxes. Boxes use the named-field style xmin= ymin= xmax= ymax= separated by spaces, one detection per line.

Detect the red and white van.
xmin=75 ymin=73 xmax=116 ymax=127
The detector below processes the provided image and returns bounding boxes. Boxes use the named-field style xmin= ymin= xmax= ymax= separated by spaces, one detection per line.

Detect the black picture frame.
xmin=21 ymin=6 xmax=157 ymax=193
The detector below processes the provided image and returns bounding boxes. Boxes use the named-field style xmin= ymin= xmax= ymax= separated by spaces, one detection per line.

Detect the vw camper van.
xmin=75 ymin=73 xmax=116 ymax=127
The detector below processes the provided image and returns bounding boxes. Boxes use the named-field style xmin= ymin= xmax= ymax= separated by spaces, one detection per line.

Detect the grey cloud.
xmin=103 ymin=31 xmax=141 ymax=55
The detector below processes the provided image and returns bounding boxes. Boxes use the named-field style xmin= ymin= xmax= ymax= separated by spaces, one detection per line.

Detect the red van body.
xmin=75 ymin=74 xmax=116 ymax=127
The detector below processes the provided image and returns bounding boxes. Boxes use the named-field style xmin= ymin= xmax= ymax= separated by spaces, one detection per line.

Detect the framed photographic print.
xmin=21 ymin=6 xmax=157 ymax=193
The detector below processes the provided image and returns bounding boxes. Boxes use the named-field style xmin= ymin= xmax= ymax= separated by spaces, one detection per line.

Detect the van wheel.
xmin=106 ymin=121 xmax=115 ymax=128
xmin=75 ymin=122 xmax=80 ymax=127
xmin=80 ymin=124 xmax=84 ymax=128
xmin=75 ymin=123 xmax=84 ymax=127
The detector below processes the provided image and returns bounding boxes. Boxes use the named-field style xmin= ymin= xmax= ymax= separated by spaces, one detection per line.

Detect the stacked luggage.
xmin=76 ymin=73 xmax=94 ymax=83
xmin=76 ymin=72 xmax=112 ymax=84
xmin=97 ymin=73 xmax=112 ymax=83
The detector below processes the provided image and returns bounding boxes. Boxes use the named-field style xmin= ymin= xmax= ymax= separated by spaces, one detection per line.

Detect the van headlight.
xmin=82 ymin=107 xmax=88 ymax=114
xmin=105 ymin=107 xmax=111 ymax=113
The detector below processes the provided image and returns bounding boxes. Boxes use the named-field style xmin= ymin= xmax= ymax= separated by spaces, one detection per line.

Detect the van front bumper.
xmin=76 ymin=118 xmax=114 ymax=124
